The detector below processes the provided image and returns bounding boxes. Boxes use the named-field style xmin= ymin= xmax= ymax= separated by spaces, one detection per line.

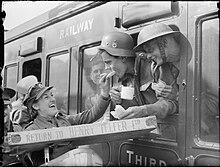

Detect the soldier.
xmin=98 ymin=27 xmax=179 ymax=120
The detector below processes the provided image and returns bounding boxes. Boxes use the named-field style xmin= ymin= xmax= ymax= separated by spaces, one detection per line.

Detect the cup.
xmin=120 ymin=86 xmax=134 ymax=100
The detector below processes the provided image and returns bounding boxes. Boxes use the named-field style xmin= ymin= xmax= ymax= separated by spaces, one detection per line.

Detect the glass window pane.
xmin=49 ymin=53 xmax=69 ymax=114
xmin=200 ymin=18 xmax=219 ymax=143
xmin=82 ymin=46 xmax=107 ymax=122
xmin=5 ymin=64 xmax=17 ymax=102
xmin=69 ymin=49 xmax=78 ymax=115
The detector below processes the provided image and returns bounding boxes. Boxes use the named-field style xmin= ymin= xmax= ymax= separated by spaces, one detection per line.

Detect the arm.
xmin=118 ymin=98 xmax=178 ymax=119
xmin=67 ymin=72 xmax=112 ymax=125
xmin=67 ymin=95 xmax=110 ymax=125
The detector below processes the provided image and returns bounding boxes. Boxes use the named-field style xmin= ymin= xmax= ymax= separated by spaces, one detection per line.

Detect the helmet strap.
xmin=157 ymin=37 xmax=167 ymax=64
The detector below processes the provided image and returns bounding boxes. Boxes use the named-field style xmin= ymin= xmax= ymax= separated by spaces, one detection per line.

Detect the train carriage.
xmin=2 ymin=1 xmax=219 ymax=166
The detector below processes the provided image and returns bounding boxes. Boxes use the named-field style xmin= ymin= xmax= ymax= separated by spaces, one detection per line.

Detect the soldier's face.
xmin=142 ymin=40 xmax=164 ymax=66
xmin=101 ymin=51 xmax=127 ymax=79
xmin=34 ymin=90 xmax=58 ymax=117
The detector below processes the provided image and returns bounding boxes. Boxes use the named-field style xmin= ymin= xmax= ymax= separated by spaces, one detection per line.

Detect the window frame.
xmin=194 ymin=12 xmax=219 ymax=148
xmin=3 ymin=63 xmax=18 ymax=90
xmin=78 ymin=42 xmax=101 ymax=113
xmin=46 ymin=50 xmax=70 ymax=114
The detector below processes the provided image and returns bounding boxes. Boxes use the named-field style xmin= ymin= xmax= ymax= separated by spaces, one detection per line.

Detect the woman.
xmin=23 ymin=72 xmax=112 ymax=166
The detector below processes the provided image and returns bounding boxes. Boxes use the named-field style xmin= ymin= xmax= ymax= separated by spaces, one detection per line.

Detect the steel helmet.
xmin=98 ymin=31 xmax=136 ymax=57
xmin=134 ymin=23 xmax=179 ymax=51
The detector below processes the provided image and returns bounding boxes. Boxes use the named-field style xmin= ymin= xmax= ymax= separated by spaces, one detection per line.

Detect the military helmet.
xmin=134 ymin=23 xmax=179 ymax=51
xmin=98 ymin=31 xmax=136 ymax=57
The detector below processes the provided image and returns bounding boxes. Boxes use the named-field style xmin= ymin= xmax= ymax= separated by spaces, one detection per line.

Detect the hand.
xmin=118 ymin=105 xmax=147 ymax=119
xmin=99 ymin=71 xmax=115 ymax=97
xmin=109 ymin=86 xmax=122 ymax=104
xmin=152 ymin=81 xmax=178 ymax=100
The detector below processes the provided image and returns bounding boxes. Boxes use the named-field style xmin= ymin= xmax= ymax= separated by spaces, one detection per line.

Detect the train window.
xmin=81 ymin=46 xmax=111 ymax=165
xmin=122 ymin=2 xmax=179 ymax=28
xmin=22 ymin=58 xmax=41 ymax=82
xmin=3 ymin=63 xmax=17 ymax=102
xmin=199 ymin=17 xmax=219 ymax=143
xmin=81 ymin=46 xmax=107 ymax=122
xmin=48 ymin=52 xmax=69 ymax=115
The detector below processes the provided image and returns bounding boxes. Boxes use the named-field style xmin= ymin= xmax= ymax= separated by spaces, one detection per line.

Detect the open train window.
xmin=80 ymin=45 xmax=111 ymax=165
xmin=131 ymin=28 xmax=180 ymax=142
xmin=22 ymin=58 xmax=41 ymax=82
xmin=81 ymin=45 xmax=106 ymax=119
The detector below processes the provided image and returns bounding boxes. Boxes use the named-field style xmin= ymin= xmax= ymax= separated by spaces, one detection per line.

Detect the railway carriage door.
xmin=186 ymin=8 xmax=219 ymax=166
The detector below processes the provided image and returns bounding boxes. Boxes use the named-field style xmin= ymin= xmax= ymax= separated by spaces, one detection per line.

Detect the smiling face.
xmin=100 ymin=51 xmax=127 ymax=79
xmin=32 ymin=89 xmax=58 ymax=118
xmin=141 ymin=40 xmax=164 ymax=66
xmin=90 ymin=62 xmax=105 ymax=85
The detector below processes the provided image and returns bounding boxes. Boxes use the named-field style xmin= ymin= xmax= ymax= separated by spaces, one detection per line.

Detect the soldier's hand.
xmin=109 ymin=86 xmax=122 ymax=104
xmin=99 ymin=71 xmax=115 ymax=97
xmin=152 ymin=80 xmax=178 ymax=100
xmin=118 ymin=106 xmax=147 ymax=119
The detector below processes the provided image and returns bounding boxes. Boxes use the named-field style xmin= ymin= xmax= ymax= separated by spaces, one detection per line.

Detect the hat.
xmin=23 ymin=83 xmax=53 ymax=109
xmin=134 ymin=23 xmax=179 ymax=51
xmin=134 ymin=23 xmax=192 ymax=64
xmin=17 ymin=75 xmax=38 ymax=95
xmin=98 ymin=31 xmax=136 ymax=57
xmin=3 ymin=88 xmax=16 ymax=105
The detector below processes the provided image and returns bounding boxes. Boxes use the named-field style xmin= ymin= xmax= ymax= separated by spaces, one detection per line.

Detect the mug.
xmin=121 ymin=86 xmax=134 ymax=100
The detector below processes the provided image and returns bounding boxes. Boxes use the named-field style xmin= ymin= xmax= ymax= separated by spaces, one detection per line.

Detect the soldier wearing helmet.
xmin=98 ymin=29 xmax=178 ymax=120
xmin=98 ymin=31 xmax=138 ymax=108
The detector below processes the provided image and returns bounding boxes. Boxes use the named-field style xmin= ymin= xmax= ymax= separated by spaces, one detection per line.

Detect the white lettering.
xmin=127 ymin=150 xmax=134 ymax=163
xmin=84 ymin=20 xmax=89 ymax=31
xmin=59 ymin=30 xmax=64 ymax=39
xmin=65 ymin=27 xmax=69 ymax=38
xmin=144 ymin=157 xmax=147 ymax=166
xmin=59 ymin=18 xmax=94 ymax=39
xmin=72 ymin=25 xmax=77 ymax=35
xmin=126 ymin=149 xmax=167 ymax=166
xmin=159 ymin=160 xmax=166 ymax=166
xmin=135 ymin=155 xmax=142 ymax=165
xmin=77 ymin=22 xmax=84 ymax=33
xmin=88 ymin=18 xmax=93 ymax=29
xmin=150 ymin=158 xmax=156 ymax=166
